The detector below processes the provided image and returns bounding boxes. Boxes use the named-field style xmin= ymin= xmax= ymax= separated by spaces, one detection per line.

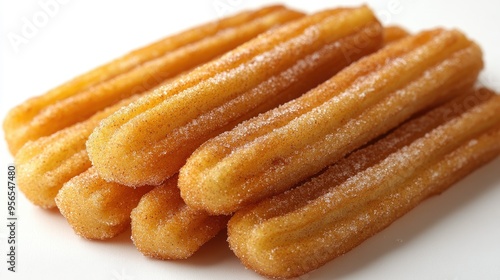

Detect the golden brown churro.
xmin=130 ymin=176 xmax=229 ymax=259
xmin=3 ymin=5 xmax=303 ymax=154
xmin=228 ymin=88 xmax=500 ymax=278
xmin=180 ymin=28 xmax=483 ymax=214
xmin=55 ymin=167 xmax=154 ymax=239
xmin=87 ymin=6 xmax=384 ymax=186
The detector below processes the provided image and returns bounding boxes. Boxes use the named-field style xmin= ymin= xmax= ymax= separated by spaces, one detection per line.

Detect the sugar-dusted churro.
xmin=55 ymin=167 xmax=154 ymax=239
xmin=228 ymin=88 xmax=500 ymax=278
xmin=3 ymin=5 xmax=303 ymax=154
xmin=180 ymin=28 xmax=484 ymax=214
xmin=87 ymin=6 xmax=384 ymax=186
xmin=131 ymin=176 xmax=228 ymax=259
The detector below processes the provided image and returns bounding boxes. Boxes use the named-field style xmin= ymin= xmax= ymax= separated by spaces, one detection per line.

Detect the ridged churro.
xmin=55 ymin=167 xmax=154 ymax=239
xmin=4 ymin=5 xmax=303 ymax=154
xmin=180 ymin=28 xmax=484 ymax=214
xmin=87 ymin=6 xmax=384 ymax=186
xmin=130 ymin=176 xmax=229 ymax=259
xmin=228 ymin=88 xmax=500 ymax=278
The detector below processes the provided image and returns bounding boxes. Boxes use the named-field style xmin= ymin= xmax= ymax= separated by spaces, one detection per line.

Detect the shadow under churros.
xmin=308 ymin=157 xmax=500 ymax=279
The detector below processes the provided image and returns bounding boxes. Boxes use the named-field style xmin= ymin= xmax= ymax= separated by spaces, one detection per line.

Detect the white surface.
xmin=1 ymin=0 xmax=500 ymax=279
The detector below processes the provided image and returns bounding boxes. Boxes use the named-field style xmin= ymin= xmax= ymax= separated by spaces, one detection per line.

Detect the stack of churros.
xmin=3 ymin=4 xmax=499 ymax=279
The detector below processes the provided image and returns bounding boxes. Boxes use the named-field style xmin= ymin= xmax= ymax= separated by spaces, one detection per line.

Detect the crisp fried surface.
xmin=3 ymin=5 xmax=302 ymax=154
xmin=55 ymin=167 xmax=153 ymax=240
xmin=131 ymin=176 xmax=228 ymax=259
xmin=179 ymin=28 xmax=484 ymax=215
xmin=228 ymin=89 xmax=500 ymax=278
xmin=87 ymin=6 xmax=383 ymax=187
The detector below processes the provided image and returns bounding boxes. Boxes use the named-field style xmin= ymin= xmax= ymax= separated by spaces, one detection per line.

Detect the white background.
xmin=1 ymin=0 xmax=500 ymax=279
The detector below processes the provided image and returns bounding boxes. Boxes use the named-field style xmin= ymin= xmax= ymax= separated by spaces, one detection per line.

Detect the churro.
xmin=180 ymin=28 xmax=483 ymax=214
xmin=130 ymin=176 xmax=228 ymax=259
xmin=228 ymin=88 xmax=500 ymax=278
xmin=87 ymin=6 xmax=384 ymax=186
xmin=55 ymin=167 xmax=154 ymax=239
xmin=3 ymin=5 xmax=303 ymax=154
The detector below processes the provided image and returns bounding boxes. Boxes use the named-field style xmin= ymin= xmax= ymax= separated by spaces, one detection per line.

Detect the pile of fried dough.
xmin=4 ymin=5 xmax=500 ymax=279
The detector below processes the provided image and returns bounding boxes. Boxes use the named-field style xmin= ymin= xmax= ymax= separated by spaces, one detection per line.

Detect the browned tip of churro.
xmin=179 ymin=28 xmax=483 ymax=215
xmin=383 ymin=25 xmax=410 ymax=45
xmin=87 ymin=5 xmax=383 ymax=187
xmin=228 ymin=88 xmax=500 ymax=278
xmin=131 ymin=176 xmax=228 ymax=259
xmin=3 ymin=5 xmax=304 ymax=155
xmin=55 ymin=167 xmax=153 ymax=240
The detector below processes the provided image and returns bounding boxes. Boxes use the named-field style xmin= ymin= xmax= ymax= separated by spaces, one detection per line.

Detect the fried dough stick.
xmin=228 ymin=88 xmax=500 ymax=278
